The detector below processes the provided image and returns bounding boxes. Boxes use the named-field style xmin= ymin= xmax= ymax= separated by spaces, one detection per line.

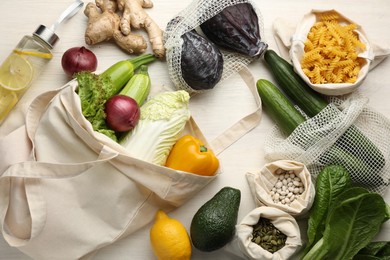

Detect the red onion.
xmin=105 ymin=95 xmax=140 ymax=132
xmin=61 ymin=46 xmax=98 ymax=77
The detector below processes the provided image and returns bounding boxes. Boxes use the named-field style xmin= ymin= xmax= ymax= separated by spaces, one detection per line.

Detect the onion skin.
xmin=105 ymin=95 xmax=140 ymax=132
xmin=61 ymin=46 xmax=98 ymax=77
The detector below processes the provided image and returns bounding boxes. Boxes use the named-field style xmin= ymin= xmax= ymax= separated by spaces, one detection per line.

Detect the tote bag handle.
xmin=209 ymin=66 xmax=262 ymax=155
xmin=0 ymin=145 xmax=119 ymax=246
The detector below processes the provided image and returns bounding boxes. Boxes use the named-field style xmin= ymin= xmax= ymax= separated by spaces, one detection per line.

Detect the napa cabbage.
xmin=120 ymin=90 xmax=191 ymax=165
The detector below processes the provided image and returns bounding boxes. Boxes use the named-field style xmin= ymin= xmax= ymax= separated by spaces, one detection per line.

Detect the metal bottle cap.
xmin=33 ymin=25 xmax=59 ymax=49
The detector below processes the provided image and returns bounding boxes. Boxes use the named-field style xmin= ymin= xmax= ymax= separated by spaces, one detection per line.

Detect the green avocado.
xmin=190 ymin=186 xmax=241 ymax=252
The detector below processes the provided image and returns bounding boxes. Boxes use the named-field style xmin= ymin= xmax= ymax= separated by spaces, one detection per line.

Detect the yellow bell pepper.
xmin=165 ymin=135 xmax=219 ymax=176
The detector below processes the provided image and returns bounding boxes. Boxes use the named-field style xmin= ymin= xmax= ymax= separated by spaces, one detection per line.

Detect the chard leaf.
xmin=385 ymin=203 xmax=390 ymax=222
xmin=355 ymin=241 xmax=390 ymax=258
xmin=327 ymin=187 xmax=368 ymax=222
xmin=305 ymin=165 xmax=351 ymax=253
xmin=353 ymin=255 xmax=384 ymax=260
xmin=323 ymin=193 xmax=387 ymax=260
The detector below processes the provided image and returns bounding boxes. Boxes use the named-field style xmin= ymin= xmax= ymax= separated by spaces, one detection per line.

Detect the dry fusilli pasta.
xmin=301 ymin=11 xmax=366 ymax=84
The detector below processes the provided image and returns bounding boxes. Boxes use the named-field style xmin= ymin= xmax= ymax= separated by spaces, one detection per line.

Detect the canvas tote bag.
xmin=0 ymin=67 xmax=261 ymax=259
xmin=272 ymin=9 xmax=390 ymax=96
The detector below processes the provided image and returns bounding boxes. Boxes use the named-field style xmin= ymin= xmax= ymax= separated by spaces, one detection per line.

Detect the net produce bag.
xmin=164 ymin=0 xmax=267 ymax=94
xmin=264 ymin=91 xmax=390 ymax=195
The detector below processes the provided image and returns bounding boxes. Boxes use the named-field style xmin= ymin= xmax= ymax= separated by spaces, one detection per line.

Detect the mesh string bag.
xmin=264 ymin=91 xmax=390 ymax=195
xmin=163 ymin=0 xmax=267 ymax=95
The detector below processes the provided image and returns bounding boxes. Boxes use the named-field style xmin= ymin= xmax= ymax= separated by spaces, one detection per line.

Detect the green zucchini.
xmin=263 ymin=49 xmax=385 ymax=172
xmin=256 ymin=79 xmax=305 ymax=135
xmin=256 ymin=79 xmax=385 ymax=188
xmin=101 ymin=53 xmax=156 ymax=93
xmin=119 ymin=65 xmax=151 ymax=106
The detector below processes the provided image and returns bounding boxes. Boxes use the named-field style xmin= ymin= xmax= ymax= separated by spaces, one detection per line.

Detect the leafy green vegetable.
xmin=120 ymin=90 xmax=191 ymax=165
xmin=76 ymin=71 xmax=117 ymax=141
xmin=305 ymin=165 xmax=351 ymax=253
xmin=302 ymin=165 xmax=389 ymax=260
xmin=353 ymin=256 xmax=385 ymax=260
xmin=323 ymin=193 xmax=386 ymax=259
xmin=354 ymin=241 xmax=390 ymax=259
xmin=385 ymin=203 xmax=390 ymax=222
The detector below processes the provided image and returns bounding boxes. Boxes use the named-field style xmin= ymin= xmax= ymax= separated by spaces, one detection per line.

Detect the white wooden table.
xmin=0 ymin=0 xmax=389 ymax=259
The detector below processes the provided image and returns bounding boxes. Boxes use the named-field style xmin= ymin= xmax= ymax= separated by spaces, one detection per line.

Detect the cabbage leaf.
xmin=120 ymin=90 xmax=190 ymax=165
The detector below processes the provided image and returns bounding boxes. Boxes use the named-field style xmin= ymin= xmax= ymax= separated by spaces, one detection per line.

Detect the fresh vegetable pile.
xmin=73 ymin=48 xmax=220 ymax=173
xmin=76 ymin=53 xmax=155 ymax=141
xmin=57 ymin=0 xmax=390 ymax=259
xmin=2 ymin=0 xmax=390 ymax=259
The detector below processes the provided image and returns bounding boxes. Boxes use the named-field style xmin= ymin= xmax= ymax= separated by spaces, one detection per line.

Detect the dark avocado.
xmin=190 ymin=186 xmax=241 ymax=252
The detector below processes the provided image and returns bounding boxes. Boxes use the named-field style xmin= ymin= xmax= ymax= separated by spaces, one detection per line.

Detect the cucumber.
xmin=256 ymin=79 xmax=305 ymax=135
xmin=263 ymin=49 xmax=328 ymax=117
xmin=257 ymin=79 xmax=385 ymax=188
xmin=321 ymin=146 xmax=384 ymax=187
xmin=263 ymin=49 xmax=385 ymax=172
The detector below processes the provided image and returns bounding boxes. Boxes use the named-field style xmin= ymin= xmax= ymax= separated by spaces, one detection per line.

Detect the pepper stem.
xmin=200 ymin=145 xmax=208 ymax=152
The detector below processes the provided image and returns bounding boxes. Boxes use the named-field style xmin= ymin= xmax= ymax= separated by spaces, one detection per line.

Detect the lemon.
xmin=150 ymin=210 xmax=192 ymax=260
xmin=0 ymin=53 xmax=33 ymax=91
xmin=13 ymin=49 xmax=53 ymax=59
xmin=0 ymin=87 xmax=18 ymax=121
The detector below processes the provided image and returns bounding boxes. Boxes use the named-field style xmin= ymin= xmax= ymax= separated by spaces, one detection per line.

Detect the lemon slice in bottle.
xmin=0 ymin=53 xmax=33 ymax=92
xmin=0 ymin=87 xmax=18 ymax=121
xmin=13 ymin=49 xmax=53 ymax=59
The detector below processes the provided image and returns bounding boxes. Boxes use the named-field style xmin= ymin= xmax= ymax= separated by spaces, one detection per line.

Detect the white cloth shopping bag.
xmin=0 ymin=67 xmax=261 ymax=259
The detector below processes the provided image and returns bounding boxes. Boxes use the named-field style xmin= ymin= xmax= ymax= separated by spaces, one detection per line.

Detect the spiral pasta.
xmin=301 ymin=11 xmax=365 ymax=84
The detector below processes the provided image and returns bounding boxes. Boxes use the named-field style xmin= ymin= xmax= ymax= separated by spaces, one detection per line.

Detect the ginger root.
xmin=84 ymin=0 xmax=165 ymax=58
